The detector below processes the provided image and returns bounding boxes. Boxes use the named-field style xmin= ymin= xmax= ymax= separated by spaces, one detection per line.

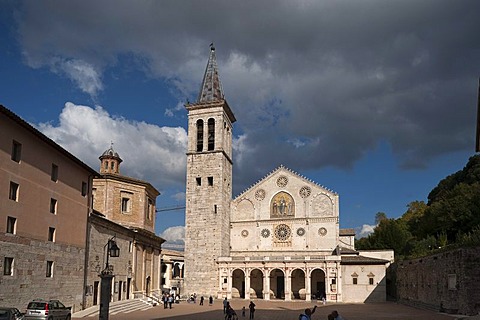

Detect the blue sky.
xmin=1 ymin=1 xmax=478 ymax=248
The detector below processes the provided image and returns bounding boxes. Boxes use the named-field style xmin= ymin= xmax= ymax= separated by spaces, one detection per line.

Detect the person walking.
xmin=168 ymin=294 xmax=173 ymax=309
xmin=248 ymin=301 xmax=256 ymax=319
xmin=209 ymin=295 xmax=213 ymax=305
xmin=223 ymin=297 xmax=228 ymax=314
xmin=200 ymin=296 xmax=204 ymax=305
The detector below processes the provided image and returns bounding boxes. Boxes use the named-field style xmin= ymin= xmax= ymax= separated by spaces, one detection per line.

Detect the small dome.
xmin=99 ymin=144 xmax=123 ymax=162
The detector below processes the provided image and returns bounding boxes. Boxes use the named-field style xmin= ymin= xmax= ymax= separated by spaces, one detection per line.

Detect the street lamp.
xmin=99 ymin=236 xmax=120 ymax=320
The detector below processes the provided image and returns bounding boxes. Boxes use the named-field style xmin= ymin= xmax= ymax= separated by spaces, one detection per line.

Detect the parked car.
xmin=0 ymin=307 xmax=23 ymax=320
xmin=24 ymin=300 xmax=70 ymax=320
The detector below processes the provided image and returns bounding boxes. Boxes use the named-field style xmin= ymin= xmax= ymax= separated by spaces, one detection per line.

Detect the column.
xmin=245 ymin=268 xmax=251 ymax=300
xmin=227 ymin=268 xmax=232 ymax=300
xmin=305 ymin=267 xmax=311 ymax=302
xmin=264 ymin=270 xmax=270 ymax=300
xmin=284 ymin=268 xmax=291 ymax=301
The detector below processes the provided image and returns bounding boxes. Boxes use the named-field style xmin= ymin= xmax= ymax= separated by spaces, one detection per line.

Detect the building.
xmin=183 ymin=47 xmax=393 ymax=302
xmin=160 ymin=249 xmax=184 ymax=296
xmin=84 ymin=145 xmax=165 ymax=308
xmin=0 ymin=104 xmax=97 ymax=312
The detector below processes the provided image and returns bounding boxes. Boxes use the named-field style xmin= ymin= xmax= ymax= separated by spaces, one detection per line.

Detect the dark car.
xmin=24 ymin=300 xmax=70 ymax=320
xmin=0 ymin=307 xmax=23 ymax=320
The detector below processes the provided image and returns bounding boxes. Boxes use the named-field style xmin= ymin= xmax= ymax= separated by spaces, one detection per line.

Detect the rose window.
xmin=274 ymin=224 xmax=292 ymax=241
xmin=276 ymin=176 xmax=288 ymax=187
xmin=318 ymin=227 xmax=327 ymax=236
xmin=241 ymin=230 xmax=249 ymax=237
xmin=297 ymin=227 xmax=306 ymax=236
xmin=261 ymin=228 xmax=270 ymax=238
xmin=299 ymin=186 xmax=311 ymax=198
xmin=255 ymin=189 xmax=266 ymax=201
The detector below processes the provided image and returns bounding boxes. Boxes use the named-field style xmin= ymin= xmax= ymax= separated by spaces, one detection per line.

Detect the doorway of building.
xmin=310 ymin=269 xmax=326 ymax=300
xmin=93 ymin=281 xmax=99 ymax=305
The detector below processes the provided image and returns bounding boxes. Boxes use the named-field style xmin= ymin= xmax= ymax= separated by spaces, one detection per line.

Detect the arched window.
xmin=196 ymin=119 xmax=204 ymax=152
xmin=208 ymin=118 xmax=215 ymax=151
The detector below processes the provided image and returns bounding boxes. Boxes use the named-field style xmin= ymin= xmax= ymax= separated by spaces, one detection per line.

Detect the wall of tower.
xmin=184 ymin=101 xmax=234 ymax=297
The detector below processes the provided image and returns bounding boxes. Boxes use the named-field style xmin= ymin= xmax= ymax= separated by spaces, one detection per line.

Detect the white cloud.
xmin=356 ymin=224 xmax=376 ymax=239
xmin=160 ymin=226 xmax=185 ymax=248
xmin=36 ymin=102 xmax=187 ymax=189
xmin=51 ymin=58 xmax=103 ymax=98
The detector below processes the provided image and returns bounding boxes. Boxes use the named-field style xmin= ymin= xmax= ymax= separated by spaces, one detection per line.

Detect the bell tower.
xmin=184 ymin=45 xmax=236 ymax=297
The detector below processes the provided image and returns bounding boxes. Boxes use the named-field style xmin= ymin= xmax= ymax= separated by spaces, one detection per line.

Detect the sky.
xmin=1 ymin=1 xmax=478 ymax=249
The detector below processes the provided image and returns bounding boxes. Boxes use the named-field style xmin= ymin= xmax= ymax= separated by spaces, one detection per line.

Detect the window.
xmin=11 ymin=140 xmax=22 ymax=162
xmin=104 ymin=161 xmax=108 ymax=169
xmin=48 ymin=227 xmax=55 ymax=242
xmin=196 ymin=119 xmax=204 ymax=152
xmin=81 ymin=181 xmax=87 ymax=197
xmin=121 ymin=191 xmax=133 ymax=213
xmin=207 ymin=118 xmax=215 ymax=151
xmin=196 ymin=177 xmax=201 ymax=186
xmin=207 ymin=176 xmax=213 ymax=186
xmin=9 ymin=182 xmax=19 ymax=201
xmin=6 ymin=216 xmax=16 ymax=234
xmin=3 ymin=257 xmax=13 ymax=276
xmin=50 ymin=198 xmax=57 ymax=214
xmin=46 ymin=261 xmax=54 ymax=277
xmin=369 ymin=278 xmax=374 ymax=285
xmin=129 ymin=241 xmax=133 ymax=253
xmin=147 ymin=199 xmax=153 ymax=220
xmin=353 ymin=277 xmax=358 ymax=285
xmin=111 ymin=162 xmax=115 ymax=170
xmin=51 ymin=164 xmax=58 ymax=182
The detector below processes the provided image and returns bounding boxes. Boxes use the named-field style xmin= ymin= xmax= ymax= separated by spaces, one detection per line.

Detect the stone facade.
xmin=160 ymin=249 xmax=184 ymax=296
xmin=183 ymin=48 xmax=393 ymax=303
xmin=396 ymin=247 xmax=480 ymax=316
xmin=85 ymin=146 xmax=164 ymax=307
xmin=0 ymin=104 xmax=96 ymax=312
xmin=84 ymin=213 xmax=164 ymax=309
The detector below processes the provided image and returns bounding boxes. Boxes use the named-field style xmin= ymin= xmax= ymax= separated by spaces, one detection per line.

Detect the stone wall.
xmin=395 ymin=247 xmax=480 ymax=316
xmin=0 ymin=234 xmax=85 ymax=313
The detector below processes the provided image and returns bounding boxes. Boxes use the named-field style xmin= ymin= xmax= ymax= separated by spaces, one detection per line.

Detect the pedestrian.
xmin=209 ymin=295 xmax=213 ymax=305
xmin=242 ymin=306 xmax=246 ymax=317
xmin=299 ymin=305 xmax=317 ymax=320
xmin=248 ymin=301 xmax=255 ymax=319
xmin=168 ymin=294 xmax=173 ymax=309
xmin=223 ymin=297 xmax=228 ymax=314
xmin=163 ymin=293 xmax=168 ymax=309
xmin=331 ymin=310 xmax=345 ymax=320
xmin=200 ymin=296 xmax=204 ymax=305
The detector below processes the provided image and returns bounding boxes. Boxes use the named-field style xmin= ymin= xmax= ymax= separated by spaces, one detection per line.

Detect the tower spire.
xmin=197 ymin=43 xmax=225 ymax=103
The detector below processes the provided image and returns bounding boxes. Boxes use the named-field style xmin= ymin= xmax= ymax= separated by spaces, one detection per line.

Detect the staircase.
xmin=72 ymin=299 xmax=153 ymax=318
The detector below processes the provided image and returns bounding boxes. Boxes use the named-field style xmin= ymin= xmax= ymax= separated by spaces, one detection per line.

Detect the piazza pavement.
xmin=73 ymin=298 xmax=470 ymax=320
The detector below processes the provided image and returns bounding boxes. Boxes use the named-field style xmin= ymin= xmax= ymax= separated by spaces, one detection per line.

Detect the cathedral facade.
xmin=184 ymin=47 xmax=393 ymax=303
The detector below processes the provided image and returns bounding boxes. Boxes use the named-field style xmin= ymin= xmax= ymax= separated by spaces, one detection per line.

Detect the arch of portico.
xmin=219 ymin=262 xmax=338 ymax=302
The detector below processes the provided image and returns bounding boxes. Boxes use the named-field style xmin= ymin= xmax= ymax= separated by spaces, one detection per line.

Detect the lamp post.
xmin=99 ymin=236 xmax=120 ymax=320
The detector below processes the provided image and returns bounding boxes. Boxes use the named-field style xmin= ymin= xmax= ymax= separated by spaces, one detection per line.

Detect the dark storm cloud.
xmin=12 ymin=0 xmax=480 ymax=192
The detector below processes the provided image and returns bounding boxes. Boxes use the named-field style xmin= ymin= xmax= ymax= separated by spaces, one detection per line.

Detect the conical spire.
xmin=197 ymin=44 xmax=225 ymax=103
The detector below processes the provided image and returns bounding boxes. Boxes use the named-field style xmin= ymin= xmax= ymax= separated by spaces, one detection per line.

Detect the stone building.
xmin=183 ymin=47 xmax=393 ymax=302
xmin=0 ymin=104 xmax=97 ymax=312
xmin=160 ymin=249 xmax=184 ymax=296
xmin=83 ymin=145 xmax=165 ymax=308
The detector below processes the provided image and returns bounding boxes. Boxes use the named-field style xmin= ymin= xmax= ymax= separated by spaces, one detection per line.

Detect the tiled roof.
xmin=341 ymin=255 xmax=389 ymax=265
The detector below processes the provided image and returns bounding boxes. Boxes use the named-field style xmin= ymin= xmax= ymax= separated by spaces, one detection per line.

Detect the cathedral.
xmin=183 ymin=46 xmax=393 ymax=303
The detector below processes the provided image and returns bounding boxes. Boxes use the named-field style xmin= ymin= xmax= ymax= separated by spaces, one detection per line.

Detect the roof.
xmin=341 ymin=255 xmax=390 ymax=265
xmin=235 ymin=165 xmax=337 ymax=199
xmin=1 ymin=104 xmax=98 ymax=176
xmin=340 ymin=228 xmax=356 ymax=236
xmin=197 ymin=44 xmax=225 ymax=103
xmin=100 ymin=143 xmax=122 ymax=162
xmin=96 ymin=173 xmax=160 ymax=197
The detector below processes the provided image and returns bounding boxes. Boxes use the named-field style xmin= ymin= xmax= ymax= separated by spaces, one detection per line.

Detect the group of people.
xmin=223 ymin=298 xmax=256 ymax=320
xmin=161 ymin=292 xmax=177 ymax=309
